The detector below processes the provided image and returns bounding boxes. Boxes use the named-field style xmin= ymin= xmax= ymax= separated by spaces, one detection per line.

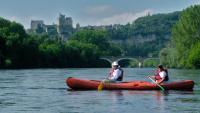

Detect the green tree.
xmin=159 ymin=47 xmax=178 ymax=68
xmin=172 ymin=5 xmax=200 ymax=68
xmin=64 ymin=40 xmax=100 ymax=67
xmin=71 ymin=29 xmax=121 ymax=56
xmin=187 ymin=42 xmax=200 ymax=68
xmin=0 ymin=17 xmax=28 ymax=68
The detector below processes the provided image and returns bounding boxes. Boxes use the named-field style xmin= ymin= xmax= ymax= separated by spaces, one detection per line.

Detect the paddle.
xmin=98 ymin=82 xmax=103 ymax=91
xmin=148 ymin=76 xmax=165 ymax=91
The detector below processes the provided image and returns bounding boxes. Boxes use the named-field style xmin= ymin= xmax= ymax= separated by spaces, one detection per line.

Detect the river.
xmin=0 ymin=68 xmax=199 ymax=113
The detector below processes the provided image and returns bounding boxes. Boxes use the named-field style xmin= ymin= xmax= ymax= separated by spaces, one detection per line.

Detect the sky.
xmin=0 ymin=0 xmax=199 ymax=29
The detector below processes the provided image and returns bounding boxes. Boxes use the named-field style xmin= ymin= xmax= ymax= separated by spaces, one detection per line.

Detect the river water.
xmin=0 ymin=68 xmax=199 ymax=113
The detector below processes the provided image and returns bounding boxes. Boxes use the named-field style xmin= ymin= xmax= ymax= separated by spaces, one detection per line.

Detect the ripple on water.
xmin=0 ymin=99 xmax=16 ymax=108
xmin=0 ymin=68 xmax=200 ymax=113
xmin=175 ymin=97 xmax=200 ymax=103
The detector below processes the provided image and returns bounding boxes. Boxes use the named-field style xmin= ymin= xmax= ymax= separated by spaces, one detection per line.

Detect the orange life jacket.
xmin=155 ymin=69 xmax=169 ymax=81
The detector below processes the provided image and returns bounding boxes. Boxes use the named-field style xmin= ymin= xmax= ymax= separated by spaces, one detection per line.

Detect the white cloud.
xmin=3 ymin=15 xmax=44 ymax=29
xmin=3 ymin=16 xmax=23 ymax=24
xmin=2 ymin=9 xmax=154 ymax=29
xmin=96 ymin=9 xmax=153 ymax=25
xmin=9 ymin=16 xmax=17 ymax=21
xmin=85 ymin=5 xmax=115 ymax=16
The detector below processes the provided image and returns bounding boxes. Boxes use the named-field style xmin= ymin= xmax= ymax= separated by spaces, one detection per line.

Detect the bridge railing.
xmin=99 ymin=56 xmax=160 ymax=67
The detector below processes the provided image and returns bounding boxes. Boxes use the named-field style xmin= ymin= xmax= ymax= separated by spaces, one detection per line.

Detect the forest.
xmin=1 ymin=5 xmax=200 ymax=68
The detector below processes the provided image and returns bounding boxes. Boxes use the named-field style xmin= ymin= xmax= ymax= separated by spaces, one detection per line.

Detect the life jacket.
xmin=164 ymin=69 xmax=169 ymax=81
xmin=116 ymin=68 xmax=123 ymax=81
xmin=155 ymin=69 xmax=169 ymax=81
xmin=155 ymin=69 xmax=161 ymax=80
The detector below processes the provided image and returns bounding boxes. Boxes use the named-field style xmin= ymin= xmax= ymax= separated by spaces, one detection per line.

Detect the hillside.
xmin=107 ymin=11 xmax=181 ymax=57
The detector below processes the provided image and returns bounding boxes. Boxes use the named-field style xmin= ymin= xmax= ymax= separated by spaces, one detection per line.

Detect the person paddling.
xmin=104 ymin=61 xmax=124 ymax=83
xmin=98 ymin=61 xmax=124 ymax=90
xmin=148 ymin=64 xmax=169 ymax=84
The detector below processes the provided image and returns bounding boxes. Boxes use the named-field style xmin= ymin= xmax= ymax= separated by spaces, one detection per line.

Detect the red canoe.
xmin=66 ymin=77 xmax=194 ymax=90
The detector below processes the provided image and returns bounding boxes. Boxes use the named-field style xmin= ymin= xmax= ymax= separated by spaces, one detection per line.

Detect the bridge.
xmin=99 ymin=56 xmax=160 ymax=67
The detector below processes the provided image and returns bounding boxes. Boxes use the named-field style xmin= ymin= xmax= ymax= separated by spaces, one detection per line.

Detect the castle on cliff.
xmin=30 ymin=13 xmax=75 ymax=40
xmin=29 ymin=13 xmax=117 ymax=40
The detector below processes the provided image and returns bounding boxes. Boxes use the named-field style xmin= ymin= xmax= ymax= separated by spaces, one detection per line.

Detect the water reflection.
xmin=154 ymin=91 xmax=168 ymax=112
xmin=105 ymin=90 xmax=124 ymax=113
xmin=107 ymin=90 xmax=124 ymax=101
xmin=154 ymin=91 xmax=167 ymax=98
xmin=0 ymin=68 xmax=199 ymax=113
xmin=126 ymin=90 xmax=169 ymax=112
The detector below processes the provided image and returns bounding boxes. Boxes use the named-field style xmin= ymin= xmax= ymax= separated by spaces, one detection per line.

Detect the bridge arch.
xmin=97 ymin=58 xmax=111 ymax=67
xmin=117 ymin=58 xmax=140 ymax=67
xmin=99 ymin=56 xmax=160 ymax=67
xmin=116 ymin=58 xmax=140 ymax=63
xmin=99 ymin=58 xmax=112 ymax=64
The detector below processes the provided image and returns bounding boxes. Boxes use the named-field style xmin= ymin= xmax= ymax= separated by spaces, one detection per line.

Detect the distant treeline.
xmin=1 ymin=5 xmax=200 ymax=68
xmin=0 ymin=18 xmax=120 ymax=68
xmin=107 ymin=11 xmax=180 ymax=57
xmin=0 ymin=11 xmax=180 ymax=68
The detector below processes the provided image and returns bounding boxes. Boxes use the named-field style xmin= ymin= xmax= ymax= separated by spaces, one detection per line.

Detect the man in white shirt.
xmin=104 ymin=61 xmax=123 ymax=83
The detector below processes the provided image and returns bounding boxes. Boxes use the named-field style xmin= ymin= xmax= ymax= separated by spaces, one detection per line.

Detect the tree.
xmin=0 ymin=17 xmax=28 ymax=68
xmin=172 ymin=5 xmax=200 ymax=68
xmin=63 ymin=40 xmax=100 ymax=67
xmin=187 ymin=42 xmax=200 ymax=68
xmin=70 ymin=29 xmax=121 ymax=56
xmin=159 ymin=47 xmax=178 ymax=68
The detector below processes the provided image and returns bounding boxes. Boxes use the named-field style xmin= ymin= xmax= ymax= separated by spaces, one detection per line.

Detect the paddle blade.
xmin=98 ymin=83 xmax=103 ymax=91
xmin=148 ymin=76 xmax=165 ymax=91
xmin=160 ymin=86 xmax=165 ymax=91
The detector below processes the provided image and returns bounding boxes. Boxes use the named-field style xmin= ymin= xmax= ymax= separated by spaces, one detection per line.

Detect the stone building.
xmin=30 ymin=20 xmax=45 ymax=33
xmin=57 ymin=13 xmax=73 ymax=40
xmin=45 ymin=24 xmax=57 ymax=36
xmin=30 ymin=13 xmax=74 ymax=40
xmin=76 ymin=23 xmax=80 ymax=31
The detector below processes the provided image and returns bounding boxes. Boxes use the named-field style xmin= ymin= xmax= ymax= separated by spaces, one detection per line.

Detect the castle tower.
xmin=57 ymin=13 xmax=73 ymax=40
xmin=30 ymin=20 xmax=46 ymax=34
xmin=76 ymin=23 xmax=80 ymax=31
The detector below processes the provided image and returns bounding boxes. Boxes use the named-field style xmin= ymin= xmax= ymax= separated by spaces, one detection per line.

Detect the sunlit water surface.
xmin=0 ymin=68 xmax=199 ymax=113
